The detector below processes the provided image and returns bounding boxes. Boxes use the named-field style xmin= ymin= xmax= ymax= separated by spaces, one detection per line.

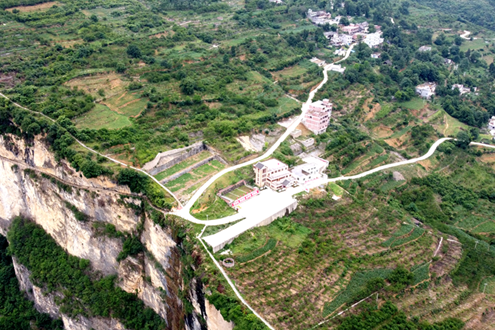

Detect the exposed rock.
xmin=0 ymin=133 xmax=228 ymax=330
xmin=392 ymin=171 xmax=405 ymax=181
xmin=250 ymin=134 xmax=266 ymax=152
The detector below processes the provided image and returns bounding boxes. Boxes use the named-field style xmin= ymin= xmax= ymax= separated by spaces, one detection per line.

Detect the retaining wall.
xmin=159 ymin=155 xmax=225 ymax=184
xmin=207 ymin=199 xmax=298 ymax=253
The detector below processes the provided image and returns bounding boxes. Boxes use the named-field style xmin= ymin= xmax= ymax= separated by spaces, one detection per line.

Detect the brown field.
xmin=64 ymin=72 xmax=128 ymax=99
xmin=365 ymin=102 xmax=381 ymax=121
xmin=6 ymin=2 xmax=59 ymax=12
xmin=372 ymin=124 xmax=393 ymax=138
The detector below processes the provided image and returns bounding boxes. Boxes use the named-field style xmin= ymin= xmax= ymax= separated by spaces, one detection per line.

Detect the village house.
xmin=253 ymin=159 xmax=292 ymax=190
xmin=290 ymin=129 xmax=302 ymax=138
xmin=415 ymin=82 xmax=437 ymax=99
xmin=331 ymin=33 xmax=353 ymax=46
xmin=300 ymin=138 xmax=316 ymax=151
xmin=310 ymin=57 xmax=326 ymax=67
xmin=302 ymin=99 xmax=332 ymax=135
xmin=452 ymin=84 xmax=476 ymax=95
xmin=363 ymin=32 xmax=384 ymax=48
xmin=488 ymin=116 xmax=495 ymax=137
xmin=418 ymin=45 xmax=432 ymax=52
xmin=328 ymin=63 xmax=346 ymax=73
xmin=324 ymin=31 xmax=338 ymax=39
xmin=253 ymin=157 xmax=329 ymax=189
xmin=371 ymin=53 xmax=381 ymax=59
xmin=334 ymin=48 xmax=347 ymax=56
xmin=444 ymin=58 xmax=453 ymax=65
xmin=307 ymin=9 xmax=333 ymax=25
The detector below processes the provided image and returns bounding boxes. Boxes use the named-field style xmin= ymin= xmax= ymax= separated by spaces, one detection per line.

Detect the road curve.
xmin=0 ymin=92 xmax=183 ymax=208
xmin=176 ymin=43 xmax=357 ymax=217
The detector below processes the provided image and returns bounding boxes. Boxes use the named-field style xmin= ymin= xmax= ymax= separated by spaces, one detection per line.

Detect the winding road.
xmin=0 ymin=92 xmax=183 ymax=208
xmin=174 ymin=44 xmax=358 ymax=219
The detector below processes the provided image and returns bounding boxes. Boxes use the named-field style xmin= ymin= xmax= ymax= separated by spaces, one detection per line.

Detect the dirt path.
xmin=443 ymin=114 xmax=449 ymax=136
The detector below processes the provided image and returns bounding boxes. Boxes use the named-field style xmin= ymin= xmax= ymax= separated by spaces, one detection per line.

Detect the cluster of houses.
xmin=307 ymin=9 xmax=340 ymax=25
xmin=414 ymin=83 xmax=478 ymax=100
xmin=452 ymin=84 xmax=478 ymax=95
xmin=308 ymin=9 xmax=384 ymax=49
xmin=253 ymin=156 xmax=328 ymax=191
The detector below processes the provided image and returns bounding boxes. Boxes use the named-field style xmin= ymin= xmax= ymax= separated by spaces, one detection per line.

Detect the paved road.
xmin=460 ymin=30 xmax=477 ymax=40
xmin=0 ymin=92 xmax=183 ymax=208
xmin=175 ymin=43 xmax=357 ymax=219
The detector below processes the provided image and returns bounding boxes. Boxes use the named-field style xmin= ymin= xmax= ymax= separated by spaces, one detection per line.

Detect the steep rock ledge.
xmin=0 ymin=133 xmax=233 ymax=330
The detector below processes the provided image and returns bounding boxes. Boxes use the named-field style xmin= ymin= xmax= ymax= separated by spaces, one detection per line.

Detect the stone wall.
xmin=160 ymin=155 xmax=225 ymax=184
xmin=143 ymin=142 xmax=207 ymax=176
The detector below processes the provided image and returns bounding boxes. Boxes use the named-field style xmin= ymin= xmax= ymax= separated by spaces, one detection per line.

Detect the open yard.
xmin=223 ymin=185 xmax=252 ymax=201
xmin=74 ymin=104 xmax=131 ymax=130
xmin=6 ymin=2 xmax=60 ymax=12
xmin=399 ymin=97 xmax=426 ymax=110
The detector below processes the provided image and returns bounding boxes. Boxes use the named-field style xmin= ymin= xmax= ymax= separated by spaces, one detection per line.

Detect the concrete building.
xmin=328 ymin=63 xmax=346 ymax=73
xmin=253 ymin=159 xmax=292 ymax=190
xmin=310 ymin=57 xmax=326 ymax=67
xmin=341 ymin=24 xmax=362 ymax=34
xmin=452 ymin=84 xmax=474 ymax=95
xmin=444 ymin=58 xmax=453 ymax=65
xmin=324 ymin=31 xmax=338 ymax=39
xmin=300 ymin=138 xmax=316 ymax=151
xmin=415 ymin=82 xmax=437 ymax=99
xmin=307 ymin=9 xmax=332 ymax=25
xmin=302 ymin=99 xmax=332 ymax=135
xmin=371 ymin=53 xmax=381 ymax=59
xmin=418 ymin=45 xmax=432 ymax=52
xmin=363 ymin=32 xmax=384 ymax=48
xmin=488 ymin=116 xmax=495 ymax=130
xmin=290 ymin=129 xmax=302 ymax=138
xmin=331 ymin=33 xmax=353 ymax=46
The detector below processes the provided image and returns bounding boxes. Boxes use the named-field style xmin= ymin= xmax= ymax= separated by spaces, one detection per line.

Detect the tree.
xmin=489 ymin=63 xmax=495 ymax=76
xmin=223 ymin=53 xmax=229 ymax=64
xmin=456 ymin=131 xmax=471 ymax=149
xmin=180 ymin=78 xmax=196 ymax=95
xmin=90 ymin=14 xmax=98 ymax=23
xmin=126 ymin=44 xmax=142 ymax=58
xmin=454 ymin=35 xmax=463 ymax=46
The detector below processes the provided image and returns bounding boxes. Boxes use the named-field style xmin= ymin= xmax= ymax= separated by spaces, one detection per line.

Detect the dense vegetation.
xmin=336 ymin=301 xmax=464 ymax=330
xmin=7 ymin=217 xmax=166 ymax=330
xmin=0 ymin=235 xmax=63 ymax=330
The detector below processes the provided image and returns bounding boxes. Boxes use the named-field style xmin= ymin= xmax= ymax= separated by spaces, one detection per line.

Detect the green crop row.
xmin=236 ymin=238 xmax=277 ymax=263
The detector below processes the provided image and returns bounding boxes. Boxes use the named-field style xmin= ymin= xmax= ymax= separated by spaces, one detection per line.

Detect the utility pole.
xmin=475 ymin=240 xmax=479 ymax=249
xmin=207 ymin=214 xmax=209 ymax=221
xmin=376 ymin=293 xmax=378 ymax=305
xmin=483 ymin=282 xmax=488 ymax=294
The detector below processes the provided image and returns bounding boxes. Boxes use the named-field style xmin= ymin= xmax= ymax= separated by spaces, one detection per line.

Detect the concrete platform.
xmin=203 ymin=188 xmax=299 ymax=252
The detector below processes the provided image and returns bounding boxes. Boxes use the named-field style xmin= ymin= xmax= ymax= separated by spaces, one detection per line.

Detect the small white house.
xmin=415 ymin=82 xmax=437 ymax=99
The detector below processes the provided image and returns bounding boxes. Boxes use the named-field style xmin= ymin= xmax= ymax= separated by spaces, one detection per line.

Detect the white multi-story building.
xmin=488 ymin=116 xmax=495 ymax=138
xmin=331 ymin=33 xmax=353 ymax=46
xmin=415 ymin=82 xmax=437 ymax=99
xmin=253 ymin=159 xmax=292 ymax=190
xmin=303 ymin=99 xmax=332 ymax=135
xmin=253 ymin=157 xmax=329 ymax=189
xmin=363 ymin=32 xmax=384 ymax=48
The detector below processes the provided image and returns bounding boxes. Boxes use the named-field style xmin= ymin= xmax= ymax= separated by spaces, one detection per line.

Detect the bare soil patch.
xmin=64 ymin=73 xmax=127 ymax=99
xmin=372 ymin=124 xmax=393 ymax=138
xmin=365 ymin=102 xmax=381 ymax=121
xmin=295 ymin=123 xmax=312 ymax=137
xmin=149 ymin=32 xmax=169 ymax=38
xmin=6 ymin=2 xmax=59 ymax=12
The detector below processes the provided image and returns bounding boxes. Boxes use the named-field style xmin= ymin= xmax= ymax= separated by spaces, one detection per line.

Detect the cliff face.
xmin=0 ymin=134 xmax=232 ymax=330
